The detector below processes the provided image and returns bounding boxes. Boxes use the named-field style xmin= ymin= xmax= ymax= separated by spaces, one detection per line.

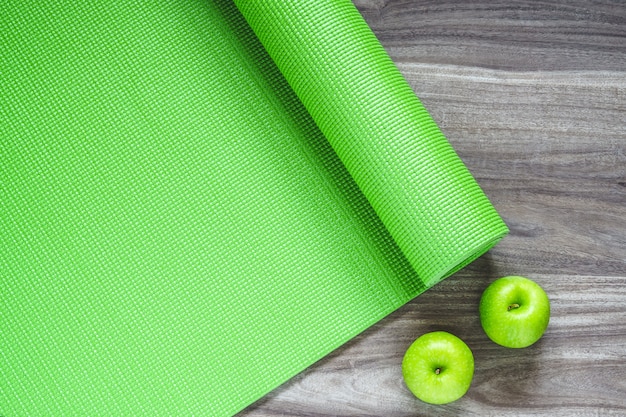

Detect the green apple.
xmin=402 ymin=331 xmax=474 ymax=404
xmin=479 ymin=276 xmax=550 ymax=348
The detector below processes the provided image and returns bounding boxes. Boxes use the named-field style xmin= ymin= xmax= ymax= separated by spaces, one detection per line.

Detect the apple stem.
xmin=435 ymin=368 xmax=441 ymax=375
xmin=508 ymin=303 xmax=520 ymax=311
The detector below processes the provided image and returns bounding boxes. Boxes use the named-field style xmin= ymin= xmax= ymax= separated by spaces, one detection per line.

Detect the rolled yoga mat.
xmin=0 ymin=1 xmax=508 ymax=416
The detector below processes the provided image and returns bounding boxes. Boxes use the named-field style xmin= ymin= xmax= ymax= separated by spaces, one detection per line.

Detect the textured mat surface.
xmin=0 ymin=1 xmax=508 ymax=416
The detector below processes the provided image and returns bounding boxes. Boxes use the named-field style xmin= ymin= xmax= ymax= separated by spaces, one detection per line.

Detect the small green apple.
xmin=402 ymin=331 xmax=474 ymax=405
xmin=479 ymin=276 xmax=550 ymax=348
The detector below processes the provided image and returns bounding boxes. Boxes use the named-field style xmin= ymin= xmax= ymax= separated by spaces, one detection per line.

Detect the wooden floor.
xmin=239 ymin=1 xmax=626 ymax=415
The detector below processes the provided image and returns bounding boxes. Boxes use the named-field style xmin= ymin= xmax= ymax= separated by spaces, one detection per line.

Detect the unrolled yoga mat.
xmin=0 ymin=1 xmax=508 ymax=416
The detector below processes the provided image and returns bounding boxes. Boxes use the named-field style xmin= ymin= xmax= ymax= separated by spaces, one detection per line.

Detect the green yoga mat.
xmin=0 ymin=1 xmax=508 ymax=415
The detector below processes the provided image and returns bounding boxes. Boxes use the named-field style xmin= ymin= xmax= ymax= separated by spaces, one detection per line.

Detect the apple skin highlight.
xmin=402 ymin=331 xmax=474 ymax=405
xmin=479 ymin=276 xmax=551 ymax=348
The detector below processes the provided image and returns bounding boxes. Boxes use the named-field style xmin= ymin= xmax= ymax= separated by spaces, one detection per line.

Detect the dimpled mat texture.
xmin=0 ymin=1 xmax=508 ymax=416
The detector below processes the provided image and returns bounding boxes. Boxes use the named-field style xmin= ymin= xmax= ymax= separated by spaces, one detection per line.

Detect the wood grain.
xmin=239 ymin=1 xmax=626 ymax=415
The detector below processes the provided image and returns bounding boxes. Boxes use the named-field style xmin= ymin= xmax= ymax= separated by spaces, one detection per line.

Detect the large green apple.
xmin=479 ymin=276 xmax=550 ymax=348
xmin=402 ymin=331 xmax=474 ymax=404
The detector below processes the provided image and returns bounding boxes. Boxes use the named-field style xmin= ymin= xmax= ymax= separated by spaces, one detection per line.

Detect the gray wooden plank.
xmin=242 ymin=273 xmax=626 ymax=416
